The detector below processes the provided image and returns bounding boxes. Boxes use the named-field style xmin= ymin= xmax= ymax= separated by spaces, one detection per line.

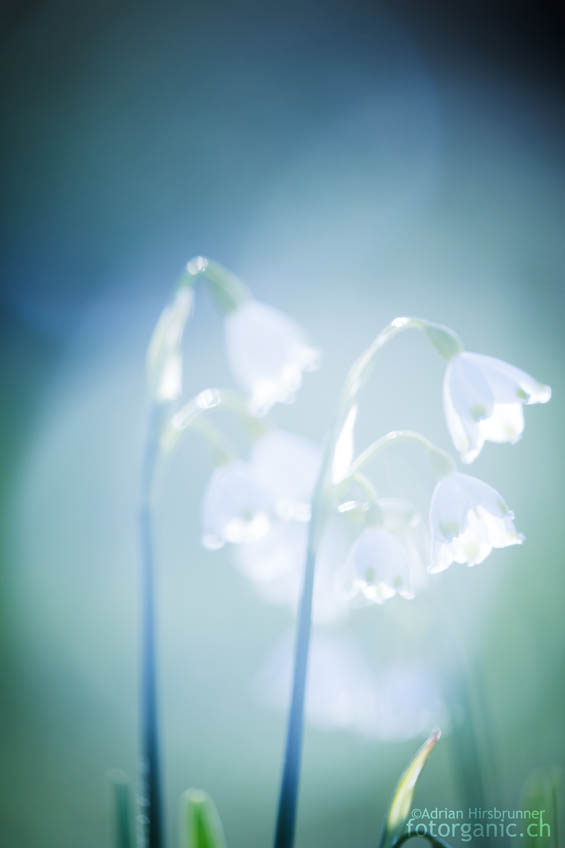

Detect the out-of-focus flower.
xmin=201 ymin=430 xmax=320 ymax=550
xmin=360 ymin=663 xmax=449 ymax=741
xmin=249 ymin=429 xmax=320 ymax=521
xmin=257 ymin=631 xmax=448 ymax=740
xmin=429 ymin=471 xmax=523 ymax=574
xmin=234 ymin=514 xmax=353 ymax=624
xmin=257 ymin=631 xmax=379 ymax=732
xmin=344 ymin=499 xmax=427 ymax=603
xmin=224 ymin=299 xmax=320 ymax=415
xmin=201 ymin=460 xmax=272 ymax=549
xmin=443 ymin=352 xmax=551 ymax=463
xmin=146 ymin=286 xmax=193 ymax=402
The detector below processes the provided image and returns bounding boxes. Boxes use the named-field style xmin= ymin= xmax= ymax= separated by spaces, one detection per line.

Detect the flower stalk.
xmin=273 ymin=539 xmax=318 ymax=848
xmin=139 ymin=405 xmax=165 ymax=848
xmin=273 ymin=317 xmax=453 ymax=848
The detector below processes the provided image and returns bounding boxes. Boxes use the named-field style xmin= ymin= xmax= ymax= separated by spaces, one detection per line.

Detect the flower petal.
xmin=346 ymin=527 xmax=423 ymax=603
xmin=443 ymin=351 xmax=551 ymax=462
xmin=478 ymin=401 xmax=524 ymax=445
xmin=429 ymin=472 xmax=523 ymax=573
xmin=201 ymin=460 xmax=272 ymax=549
xmin=443 ymin=356 xmax=487 ymax=463
xmin=225 ymin=299 xmax=319 ymax=415
xmin=463 ymin=352 xmax=551 ymax=405
xmin=234 ymin=522 xmax=306 ymax=599
xmin=446 ymin=354 xmax=494 ymax=423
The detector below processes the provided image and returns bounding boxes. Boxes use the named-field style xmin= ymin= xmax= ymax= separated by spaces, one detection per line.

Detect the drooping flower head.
xmin=443 ymin=352 xmax=551 ymax=463
xmin=429 ymin=471 xmax=523 ymax=574
xmin=201 ymin=460 xmax=273 ymax=549
xmin=225 ymin=299 xmax=320 ymax=416
xmin=344 ymin=498 xmax=427 ymax=604
xmin=201 ymin=429 xmax=320 ymax=550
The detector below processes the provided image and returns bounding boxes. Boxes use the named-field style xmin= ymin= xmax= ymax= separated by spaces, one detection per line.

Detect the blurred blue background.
xmin=0 ymin=1 xmax=563 ymax=846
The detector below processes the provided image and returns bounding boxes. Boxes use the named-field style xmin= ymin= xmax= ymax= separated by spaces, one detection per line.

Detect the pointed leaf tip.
xmin=182 ymin=788 xmax=227 ymax=848
xmin=381 ymin=729 xmax=441 ymax=848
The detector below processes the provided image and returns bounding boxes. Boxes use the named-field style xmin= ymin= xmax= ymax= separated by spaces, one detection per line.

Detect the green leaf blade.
xmin=522 ymin=768 xmax=561 ymax=848
xmin=381 ymin=729 xmax=441 ymax=848
xmin=181 ymin=788 xmax=227 ymax=848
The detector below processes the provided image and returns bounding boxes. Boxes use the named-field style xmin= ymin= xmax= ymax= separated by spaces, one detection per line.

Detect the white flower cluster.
xmin=199 ymin=330 xmax=550 ymax=614
xmin=148 ymin=261 xmax=550 ymax=737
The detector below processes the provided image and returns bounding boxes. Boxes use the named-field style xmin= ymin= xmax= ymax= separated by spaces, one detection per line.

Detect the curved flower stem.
xmin=139 ymin=405 xmax=165 ymax=848
xmin=184 ymin=256 xmax=250 ymax=313
xmin=349 ymin=430 xmax=456 ymax=479
xmin=272 ymin=316 xmax=456 ymax=848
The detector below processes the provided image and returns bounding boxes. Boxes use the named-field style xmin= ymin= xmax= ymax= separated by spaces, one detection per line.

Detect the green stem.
xmin=184 ymin=256 xmax=250 ymax=313
xmin=273 ymin=538 xmax=318 ymax=848
xmin=108 ymin=770 xmax=134 ymax=848
xmin=139 ymin=405 xmax=165 ymax=848
xmin=272 ymin=316 xmax=457 ymax=848
xmin=349 ymin=429 xmax=455 ymax=479
xmin=163 ymin=387 xmax=269 ymax=462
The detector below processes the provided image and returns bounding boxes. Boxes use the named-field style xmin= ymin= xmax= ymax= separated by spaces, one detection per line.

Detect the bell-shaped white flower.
xmin=201 ymin=460 xmax=272 ymax=549
xmin=224 ymin=299 xmax=320 ymax=415
xmin=429 ymin=471 xmax=523 ymax=573
xmin=201 ymin=430 xmax=320 ymax=549
xmin=443 ymin=352 xmax=551 ymax=463
xmin=146 ymin=286 xmax=193 ymax=402
xmin=344 ymin=499 xmax=427 ymax=603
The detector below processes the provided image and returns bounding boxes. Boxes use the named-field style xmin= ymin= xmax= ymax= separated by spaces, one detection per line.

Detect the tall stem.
xmin=273 ymin=541 xmax=317 ymax=848
xmin=139 ymin=406 xmax=164 ymax=848
xmin=272 ymin=316 xmax=460 ymax=848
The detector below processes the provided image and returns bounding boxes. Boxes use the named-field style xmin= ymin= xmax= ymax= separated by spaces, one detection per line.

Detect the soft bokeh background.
xmin=1 ymin=1 xmax=563 ymax=846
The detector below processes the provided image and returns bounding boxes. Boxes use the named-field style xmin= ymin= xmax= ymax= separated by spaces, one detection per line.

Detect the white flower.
xmin=429 ymin=471 xmax=523 ymax=574
xmin=201 ymin=460 xmax=272 ymax=549
xmin=201 ymin=430 xmax=320 ymax=549
xmin=443 ymin=352 xmax=551 ymax=463
xmin=344 ymin=499 xmax=427 ymax=603
xmin=224 ymin=299 xmax=320 ymax=415
xmin=146 ymin=287 xmax=193 ymax=402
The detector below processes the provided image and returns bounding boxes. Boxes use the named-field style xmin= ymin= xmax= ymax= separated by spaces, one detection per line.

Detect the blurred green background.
xmin=1 ymin=2 xmax=563 ymax=846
